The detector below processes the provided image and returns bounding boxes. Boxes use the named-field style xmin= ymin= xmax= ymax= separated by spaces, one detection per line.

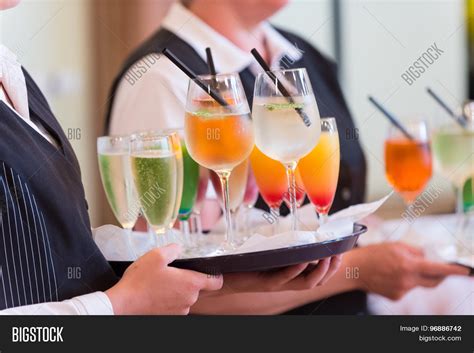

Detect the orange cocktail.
xmin=184 ymin=73 xmax=253 ymax=250
xmin=299 ymin=127 xmax=340 ymax=215
xmin=250 ymin=146 xmax=305 ymax=211
xmin=185 ymin=109 xmax=253 ymax=172
xmin=385 ymin=139 xmax=432 ymax=203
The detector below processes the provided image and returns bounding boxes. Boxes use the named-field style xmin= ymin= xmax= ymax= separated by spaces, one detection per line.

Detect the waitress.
xmin=106 ymin=0 xmax=366 ymax=314
xmin=106 ymin=1 xmax=366 ymax=213
xmin=106 ymin=0 xmax=469 ymax=315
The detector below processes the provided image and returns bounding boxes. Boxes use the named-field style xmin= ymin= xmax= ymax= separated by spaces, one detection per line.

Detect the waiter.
xmin=106 ymin=0 xmax=469 ymax=314
xmin=107 ymin=1 xmax=366 ymax=213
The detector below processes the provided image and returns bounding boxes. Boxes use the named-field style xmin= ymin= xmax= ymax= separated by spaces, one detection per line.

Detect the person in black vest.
xmin=0 ymin=0 xmax=344 ymax=315
xmin=106 ymin=0 xmax=469 ymax=314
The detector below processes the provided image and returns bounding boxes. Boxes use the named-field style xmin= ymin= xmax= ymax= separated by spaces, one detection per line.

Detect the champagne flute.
xmin=152 ymin=129 xmax=201 ymax=246
xmin=432 ymin=114 xmax=474 ymax=256
xmin=133 ymin=129 xmax=201 ymax=249
xmin=432 ymin=122 xmax=474 ymax=212
xmin=250 ymin=146 xmax=285 ymax=233
xmin=250 ymin=147 xmax=305 ymax=234
xmin=97 ymin=135 xmax=139 ymax=258
xmin=384 ymin=120 xmax=432 ymax=205
xmin=298 ymin=118 xmax=340 ymax=225
xmin=184 ymin=73 xmax=254 ymax=252
xmin=177 ymin=135 xmax=201 ymax=239
xmin=252 ymin=68 xmax=321 ymax=231
xmin=130 ymin=133 xmax=179 ymax=247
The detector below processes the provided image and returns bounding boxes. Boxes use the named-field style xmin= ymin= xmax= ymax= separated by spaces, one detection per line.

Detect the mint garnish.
xmin=194 ymin=110 xmax=213 ymax=117
xmin=264 ymin=102 xmax=305 ymax=111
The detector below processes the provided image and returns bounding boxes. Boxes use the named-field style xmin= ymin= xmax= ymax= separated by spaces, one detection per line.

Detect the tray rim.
xmin=172 ymin=223 xmax=367 ymax=264
xmin=108 ymin=223 xmax=368 ymax=276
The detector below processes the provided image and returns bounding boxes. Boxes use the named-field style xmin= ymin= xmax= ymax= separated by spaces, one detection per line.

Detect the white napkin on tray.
xmin=94 ymin=193 xmax=392 ymax=260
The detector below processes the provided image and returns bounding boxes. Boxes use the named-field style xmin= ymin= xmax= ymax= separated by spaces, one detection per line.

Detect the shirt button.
xmin=341 ymin=187 xmax=351 ymax=201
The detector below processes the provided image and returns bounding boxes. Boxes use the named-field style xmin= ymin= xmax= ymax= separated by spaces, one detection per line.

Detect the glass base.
xmin=147 ymin=225 xmax=169 ymax=249
xmin=206 ymin=241 xmax=238 ymax=257
xmin=179 ymin=212 xmax=203 ymax=255
xmin=317 ymin=212 xmax=329 ymax=226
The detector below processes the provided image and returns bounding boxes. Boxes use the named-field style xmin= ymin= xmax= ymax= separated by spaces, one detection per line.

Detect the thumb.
xmin=157 ymin=243 xmax=183 ymax=264
xmin=201 ymin=274 xmax=224 ymax=291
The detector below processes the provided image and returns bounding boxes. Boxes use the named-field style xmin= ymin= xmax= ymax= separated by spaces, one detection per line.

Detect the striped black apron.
xmin=0 ymin=69 xmax=118 ymax=309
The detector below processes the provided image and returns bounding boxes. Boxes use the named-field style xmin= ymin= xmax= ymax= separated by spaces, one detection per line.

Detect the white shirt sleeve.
xmin=0 ymin=292 xmax=114 ymax=315
xmin=109 ymin=55 xmax=189 ymax=136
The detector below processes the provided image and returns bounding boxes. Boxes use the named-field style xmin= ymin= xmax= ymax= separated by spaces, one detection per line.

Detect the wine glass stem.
xmin=454 ymin=184 xmax=468 ymax=243
xmin=125 ymin=228 xmax=137 ymax=260
xmin=217 ymin=170 xmax=234 ymax=246
xmin=179 ymin=218 xmax=190 ymax=234
xmin=318 ymin=212 xmax=328 ymax=225
xmin=230 ymin=207 xmax=240 ymax=241
xmin=270 ymin=206 xmax=280 ymax=235
xmin=151 ymin=227 xmax=167 ymax=248
xmin=243 ymin=206 xmax=250 ymax=237
xmin=179 ymin=217 xmax=191 ymax=247
xmin=285 ymin=161 xmax=298 ymax=231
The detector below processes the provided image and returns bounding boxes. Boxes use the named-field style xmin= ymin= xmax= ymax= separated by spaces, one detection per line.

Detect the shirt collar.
xmin=261 ymin=22 xmax=304 ymax=70
xmin=161 ymin=3 xmax=303 ymax=74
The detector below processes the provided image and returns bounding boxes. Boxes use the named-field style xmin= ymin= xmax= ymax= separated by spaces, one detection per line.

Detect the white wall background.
xmin=272 ymin=0 xmax=335 ymax=58
xmin=273 ymin=0 xmax=467 ymax=211
xmin=0 ymin=0 xmax=100 ymax=223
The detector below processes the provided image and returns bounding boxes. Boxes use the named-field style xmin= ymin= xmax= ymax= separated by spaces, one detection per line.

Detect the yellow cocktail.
xmin=298 ymin=118 xmax=340 ymax=221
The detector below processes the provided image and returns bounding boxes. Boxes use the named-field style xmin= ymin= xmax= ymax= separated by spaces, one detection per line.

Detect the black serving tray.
xmin=109 ymin=223 xmax=367 ymax=276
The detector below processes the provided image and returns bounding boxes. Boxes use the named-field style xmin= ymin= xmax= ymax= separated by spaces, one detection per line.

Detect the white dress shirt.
xmin=0 ymin=292 xmax=113 ymax=315
xmin=0 ymin=45 xmax=57 ymax=147
xmin=0 ymin=44 xmax=114 ymax=315
xmin=109 ymin=2 xmax=303 ymax=136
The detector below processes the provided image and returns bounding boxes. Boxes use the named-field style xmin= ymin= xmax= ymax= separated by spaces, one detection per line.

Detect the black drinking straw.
xmin=426 ymin=87 xmax=467 ymax=128
xmin=205 ymin=47 xmax=217 ymax=76
xmin=368 ymin=96 xmax=415 ymax=140
xmin=205 ymin=47 xmax=219 ymax=91
xmin=162 ymin=48 xmax=228 ymax=107
xmin=250 ymin=48 xmax=311 ymax=127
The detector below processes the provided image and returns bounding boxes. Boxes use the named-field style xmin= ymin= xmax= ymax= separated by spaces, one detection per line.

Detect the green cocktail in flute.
xmin=130 ymin=134 xmax=178 ymax=242
xmin=179 ymin=143 xmax=200 ymax=219
xmin=162 ymin=129 xmax=201 ymax=238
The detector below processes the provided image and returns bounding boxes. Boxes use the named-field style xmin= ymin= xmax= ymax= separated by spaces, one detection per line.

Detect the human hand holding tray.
xmin=97 ymin=194 xmax=391 ymax=275
xmin=358 ymin=211 xmax=474 ymax=274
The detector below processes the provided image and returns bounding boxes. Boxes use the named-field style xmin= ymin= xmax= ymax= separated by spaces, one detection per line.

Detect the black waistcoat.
xmin=104 ymin=27 xmax=366 ymax=214
xmin=0 ymin=69 xmax=118 ymax=309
